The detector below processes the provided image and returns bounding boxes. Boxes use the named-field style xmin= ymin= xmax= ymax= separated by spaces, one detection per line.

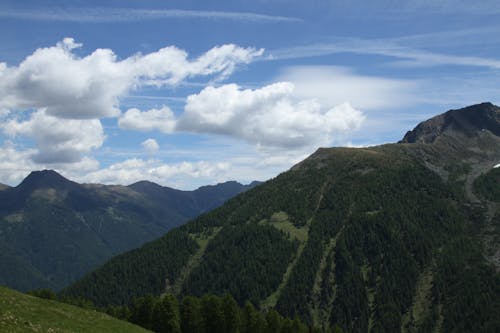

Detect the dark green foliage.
xmin=106 ymin=293 xmax=312 ymax=333
xmin=180 ymin=296 xmax=204 ymax=333
xmin=182 ymin=164 xmax=325 ymax=234
xmin=241 ymin=301 xmax=267 ymax=333
xmin=0 ymin=243 xmax=56 ymax=291
xmin=58 ymin=295 xmax=96 ymax=310
xmin=64 ymin=143 xmax=500 ymax=332
xmin=222 ymin=294 xmax=241 ymax=333
xmin=0 ymin=170 xmax=255 ymax=292
xmin=182 ymin=224 xmax=298 ymax=305
xmin=27 ymin=288 xmax=57 ymax=300
xmin=330 ymin=238 xmax=368 ymax=333
xmin=474 ymin=167 xmax=500 ymax=201
xmin=62 ymin=229 xmax=199 ymax=306
xmin=275 ymin=152 xmax=459 ymax=331
xmin=265 ymin=309 xmax=283 ymax=333
xmin=276 ymin=177 xmax=347 ymax=321
xmin=129 ymin=295 xmax=156 ymax=330
xmin=434 ymin=237 xmax=500 ymax=332
xmin=200 ymin=294 xmax=225 ymax=333
xmin=152 ymin=295 xmax=181 ymax=333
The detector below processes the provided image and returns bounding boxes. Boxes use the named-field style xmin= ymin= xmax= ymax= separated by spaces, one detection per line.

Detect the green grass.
xmin=0 ymin=286 xmax=151 ymax=333
xmin=262 ymin=211 xmax=309 ymax=242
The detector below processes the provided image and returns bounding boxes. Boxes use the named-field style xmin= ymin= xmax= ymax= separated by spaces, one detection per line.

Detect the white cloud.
xmin=81 ymin=158 xmax=230 ymax=187
xmin=0 ymin=38 xmax=263 ymax=119
xmin=0 ymin=141 xmax=100 ymax=185
xmin=142 ymin=138 xmax=160 ymax=153
xmin=0 ymin=108 xmax=10 ymax=118
xmin=119 ymin=106 xmax=176 ymax=133
xmin=178 ymin=82 xmax=364 ymax=148
xmin=277 ymin=66 xmax=417 ymax=110
xmin=0 ymin=141 xmax=37 ymax=184
xmin=2 ymin=110 xmax=104 ymax=163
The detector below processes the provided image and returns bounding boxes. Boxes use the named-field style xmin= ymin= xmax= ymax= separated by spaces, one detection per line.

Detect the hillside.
xmin=0 ymin=286 xmax=151 ymax=333
xmin=0 ymin=172 xmax=257 ymax=292
xmin=63 ymin=103 xmax=500 ymax=332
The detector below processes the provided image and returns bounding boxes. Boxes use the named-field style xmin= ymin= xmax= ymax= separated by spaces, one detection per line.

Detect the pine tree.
xmin=222 ymin=293 xmax=240 ymax=333
xmin=180 ymin=296 xmax=204 ymax=333
xmin=152 ymin=294 xmax=181 ymax=333
xmin=129 ymin=295 xmax=156 ymax=330
xmin=201 ymin=294 xmax=225 ymax=333
xmin=265 ymin=309 xmax=283 ymax=333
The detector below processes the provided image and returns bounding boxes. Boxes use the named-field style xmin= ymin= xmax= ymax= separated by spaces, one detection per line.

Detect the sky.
xmin=1 ymin=0 xmax=499 ymax=189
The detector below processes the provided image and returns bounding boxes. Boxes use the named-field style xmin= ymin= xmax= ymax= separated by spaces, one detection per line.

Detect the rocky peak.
xmin=400 ymin=102 xmax=500 ymax=144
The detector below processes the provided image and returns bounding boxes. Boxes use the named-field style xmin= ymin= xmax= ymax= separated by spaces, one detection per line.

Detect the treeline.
xmin=28 ymin=289 xmax=345 ymax=333
xmin=108 ymin=293 xmax=317 ymax=333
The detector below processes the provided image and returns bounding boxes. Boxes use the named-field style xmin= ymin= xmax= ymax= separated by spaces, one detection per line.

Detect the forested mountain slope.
xmin=64 ymin=103 xmax=500 ymax=332
xmin=0 ymin=171 xmax=257 ymax=291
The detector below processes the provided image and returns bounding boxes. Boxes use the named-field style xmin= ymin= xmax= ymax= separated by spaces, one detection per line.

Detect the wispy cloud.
xmin=0 ymin=7 xmax=301 ymax=23
xmin=317 ymin=0 xmax=500 ymax=17
xmin=268 ymin=36 xmax=500 ymax=69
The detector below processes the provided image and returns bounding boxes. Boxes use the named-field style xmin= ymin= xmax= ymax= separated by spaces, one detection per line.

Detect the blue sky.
xmin=1 ymin=0 xmax=499 ymax=188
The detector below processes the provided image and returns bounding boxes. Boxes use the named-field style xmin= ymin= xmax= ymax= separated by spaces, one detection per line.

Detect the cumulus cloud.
xmin=81 ymin=158 xmax=230 ymax=186
xmin=0 ymin=141 xmax=37 ymax=184
xmin=119 ymin=106 xmax=176 ymax=133
xmin=0 ymin=141 xmax=100 ymax=185
xmin=0 ymin=38 xmax=263 ymax=119
xmin=142 ymin=138 xmax=160 ymax=153
xmin=2 ymin=109 xmax=104 ymax=163
xmin=177 ymin=82 xmax=364 ymax=148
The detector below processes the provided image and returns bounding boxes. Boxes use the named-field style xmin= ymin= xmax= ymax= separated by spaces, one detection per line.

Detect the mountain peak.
xmin=400 ymin=102 xmax=500 ymax=144
xmin=18 ymin=169 xmax=73 ymax=190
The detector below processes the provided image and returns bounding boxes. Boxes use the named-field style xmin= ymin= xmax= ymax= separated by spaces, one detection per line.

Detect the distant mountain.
xmin=0 ymin=286 xmax=150 ymax=333
xmin=65 ymin=103 xmax=500 ymax=332
xmin=0 ymin=172 xmax=258 ymax=292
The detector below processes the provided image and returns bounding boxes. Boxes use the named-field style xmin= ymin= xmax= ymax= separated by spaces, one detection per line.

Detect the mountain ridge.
xmin=0 ymin=172 xmax=259 ymax=292
xmin=64 ymin=102 xmax=500 ymax=332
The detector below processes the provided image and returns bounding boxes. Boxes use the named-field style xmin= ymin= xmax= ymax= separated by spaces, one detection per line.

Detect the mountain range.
xmin=0 ymin=171 xmax=258 ymax=291
xmin=63 ymin=102 xmax=500 ymax=332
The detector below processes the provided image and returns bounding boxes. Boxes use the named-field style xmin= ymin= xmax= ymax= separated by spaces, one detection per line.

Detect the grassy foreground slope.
xmin=0 ymin=286 xmax=151 ymax=333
